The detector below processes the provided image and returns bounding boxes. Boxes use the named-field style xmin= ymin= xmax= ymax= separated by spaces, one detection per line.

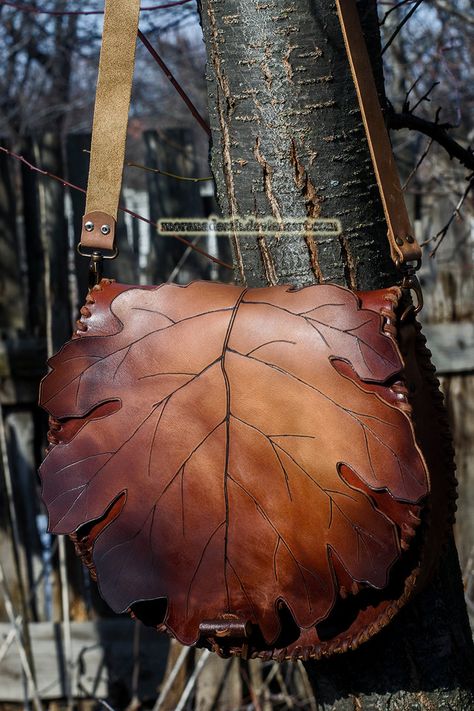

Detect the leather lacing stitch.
xmin=53 ymin=281 xmax=116 ymax=585
xmin=47 ymin=416 xmax=62 ymax=449
xmin=70 ymin=532 xmax=98 ymax=581
xmin=381 ymin=288 xmax=412 ymax=417
xmin=410 ymin=319 xmax=458 ymax=529
xmin=382 ymin=289 xmax=421 ymax=557
xmin=75 ymin=278 xmax=113 ymax=335
xmin=46 ymin=279 xmax=113 ymax=452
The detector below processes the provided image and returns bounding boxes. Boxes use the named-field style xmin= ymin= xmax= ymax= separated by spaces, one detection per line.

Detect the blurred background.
xmin=0 ymin=0 xmax=472 ymax=709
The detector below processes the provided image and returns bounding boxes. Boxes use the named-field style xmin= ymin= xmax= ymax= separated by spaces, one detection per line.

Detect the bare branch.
xmin=387 ymin=107 xmax=474 ymax=173
xmin=381 ymin=0 xmax=425 ymax=56
xmin=137 ymin=29 xmax=211 ymax=137
xmin=0 ymin=0 xmax=194 ymax=15
xmin=127 ymin=161 xmax=212 ymax=182
xmin=0 ymin=146 xmax=232 ymax=270
xmin=432 ymin=0 xmax=474 ymax=27
xmin=422 ymin=175 xmax=474 ymax=256
xmin=402 ymin=137 xmax=434 ymax=190
xmin=379 ymin=0 xmax=420 ymax=27
xmin=410 ymin=81 xmax=440 ymax=112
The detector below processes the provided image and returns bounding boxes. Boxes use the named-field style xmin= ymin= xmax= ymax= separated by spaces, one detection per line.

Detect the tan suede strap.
xmin=335 ymin=0 xmax=421 ymax=264
xmin=79 ymin=0 xmax=140 ymax=253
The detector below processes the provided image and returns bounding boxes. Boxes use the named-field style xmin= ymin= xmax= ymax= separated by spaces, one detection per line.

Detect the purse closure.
xmin=199 ymin=617 xmax=253 ymax=660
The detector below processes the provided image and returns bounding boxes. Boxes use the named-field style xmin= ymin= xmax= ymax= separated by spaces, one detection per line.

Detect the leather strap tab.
xmin=335 ymin=0 xmax=421 ymax=264
xmin=80 ymin=0 xmax=140 ymax=251
xmin=80 ymin=211 xmax=116 ymax=251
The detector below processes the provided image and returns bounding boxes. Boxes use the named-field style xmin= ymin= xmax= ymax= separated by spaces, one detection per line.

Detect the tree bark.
xmin=198 ymin=0 xmax=474 ymax=707
xmin=199 ymin=0 xmax=397 ymax=290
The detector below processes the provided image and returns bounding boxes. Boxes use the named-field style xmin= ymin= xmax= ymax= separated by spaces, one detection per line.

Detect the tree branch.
xmin=0 ymin=146 xmax=232 ymax=270
xmin=0 ymin=0 xmax=194 ymax=15
xmin=379 ymin=0 xmax=420 ymax=27
xmin=137 ymin=30 xmax=211 ymax=137
xmin=424 ymin=175 xmax=474 ymax=256
xmin=387 ymin=107 xmax=474 ymax=173
xmin=401 ymin=137 xmax=433 ymax=190
xmin=381 ymin=0 xmax=424 ymax=55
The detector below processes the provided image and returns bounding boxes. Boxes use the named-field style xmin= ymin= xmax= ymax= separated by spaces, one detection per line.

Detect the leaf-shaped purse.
xmin=38 ymin=0 xmax=456 ymax=660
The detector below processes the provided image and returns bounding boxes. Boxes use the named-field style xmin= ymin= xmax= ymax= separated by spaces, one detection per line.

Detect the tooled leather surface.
xmin=39 ymin=280 xmax=430 ymax=656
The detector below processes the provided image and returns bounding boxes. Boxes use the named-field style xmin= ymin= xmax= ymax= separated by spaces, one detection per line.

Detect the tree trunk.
xmin=198 ymin=0 xmax=474 ymax=707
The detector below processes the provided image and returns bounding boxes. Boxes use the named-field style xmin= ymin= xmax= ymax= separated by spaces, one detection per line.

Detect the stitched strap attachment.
xmin=335 ymin=0 xmax=421 ymax=264
xmin=79 ymin=0 xmax=141 ymax=254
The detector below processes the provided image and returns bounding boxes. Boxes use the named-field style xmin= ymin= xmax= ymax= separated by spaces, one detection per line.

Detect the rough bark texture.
xmin=199 ymin=0 xmax=397 ymax=290
xmin=198 ymin=0 xmax=474 ymax=707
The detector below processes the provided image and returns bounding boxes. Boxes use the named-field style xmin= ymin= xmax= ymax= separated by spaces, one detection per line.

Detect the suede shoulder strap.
xmin=80 ymin=0 xmax=140 ymax=253
xmin=79 ymin=0 xmax=421 ymax=266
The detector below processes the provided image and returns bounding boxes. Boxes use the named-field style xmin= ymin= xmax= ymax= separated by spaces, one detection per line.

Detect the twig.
xmin=423 ymin=175 xmax=474 ymax=256
xmin=296 ymin=661 xmax=318 ymax=711
xmin=240 ymin=664 xmax=263 ymax=711
xmin=126 ymin=623 xmax=141 ymax=711
xmin=381 ymin=0 xmax=425 ymax=55
xmin=58 ymin=536 xmax=73 ymax=709
xmin=77 ymin=680 xmax=118 ymax=711
xmin=0 ymin=402 xmax=37 ymax=685
xmin=127 ymin=161 xmax=212 ymax=182
xmin=433 ymin=0 xmax=474 ymax=27
xmin=175 ymin=649 xmax=211 ymax=711
xmin=118 ymin=205 xmax=232 ymax=269
xmin=153 ymin=645 xmax=190 ymax=711
xmin=410 ymin=81 xmax=440 ymax=112
xmin=167 ymin=235 xmax=202 ymax=282
xmin=274 ymin=666 xmax=295 ymax=709
xmin=402 ymin=137 xmax=433 ymax=190
xmin=0 ymin=563 xmax=44 ymax=711
xmin=0 ymin=146 xmax=232 ymax=269
xmin=137 ymin=29 xmax=211 ymax=137
xmin=403 ymin=74 xmax=423 ymax=110
xmin=0 ymin=538 xmax=58 ymax=664
xmin=82 ymin=149 xmax=212 ymax=181
xmin=95 ymin=700 xmax=117 ymax=711
xmin=387 ymin=108 xmax=474 ymax=173
xmin=0 ymin=0 xmax=194 ymax=15
xmin=379 ymin=0 xmax=418 ymax=26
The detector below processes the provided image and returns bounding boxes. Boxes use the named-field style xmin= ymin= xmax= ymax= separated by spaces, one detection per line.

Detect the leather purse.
xmin=38 ymin=0 xmax=456 ymax=661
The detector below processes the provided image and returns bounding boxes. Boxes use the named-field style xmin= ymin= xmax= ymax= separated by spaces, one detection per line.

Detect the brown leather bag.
xmin=38 ymin=0 xmax=456 ymax=661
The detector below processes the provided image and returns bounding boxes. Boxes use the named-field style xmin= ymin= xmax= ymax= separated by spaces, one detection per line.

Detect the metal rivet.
xmin=406 ymin=235 xmax=414 ymax=243
xmin=395 ymin=237 xmax=404 ymax=246
xmin=100 ymin=224 xmax=111 ymax=236
xmin=84 ymin=221 xmax=94 ymax=232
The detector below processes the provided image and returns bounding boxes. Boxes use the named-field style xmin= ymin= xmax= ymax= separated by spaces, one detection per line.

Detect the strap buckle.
xmin=77 ymin=245 xmax=119 ymax=288
xmin=396 ymin=258 xmax=423 ymax=320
